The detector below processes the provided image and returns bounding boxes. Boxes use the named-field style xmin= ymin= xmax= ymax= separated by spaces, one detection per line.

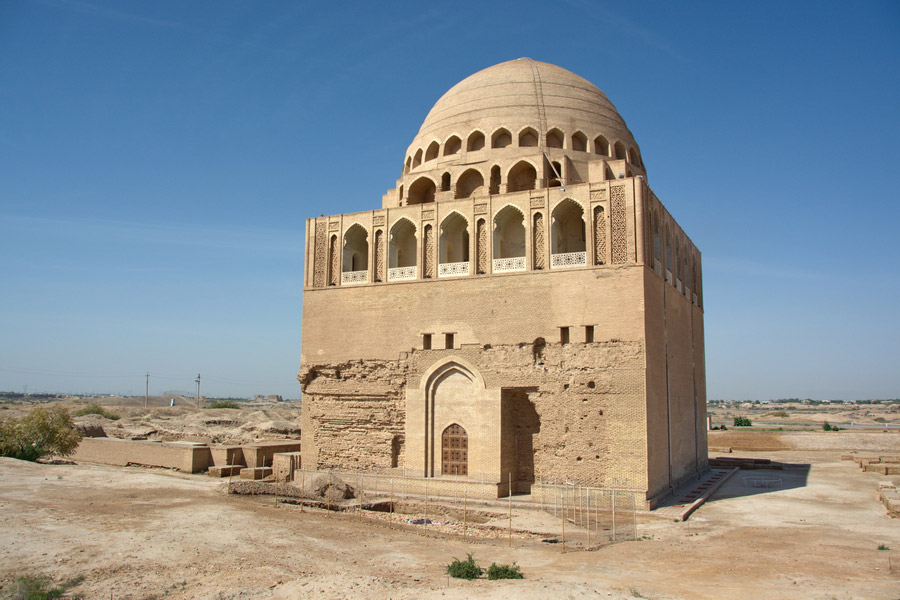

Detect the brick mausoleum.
xmin=298 ymin=58 xmax=707 ymax=508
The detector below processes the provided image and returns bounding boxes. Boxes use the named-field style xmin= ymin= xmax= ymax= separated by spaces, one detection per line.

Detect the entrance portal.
xmin=441 ymin=423 xmax=468 ymax=475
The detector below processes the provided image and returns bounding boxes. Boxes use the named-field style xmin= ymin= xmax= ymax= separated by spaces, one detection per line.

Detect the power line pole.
xmin=145 ymin=372 xmax=149 ymax=409
xmin=195 ymin=373 xmax=201 ymax=408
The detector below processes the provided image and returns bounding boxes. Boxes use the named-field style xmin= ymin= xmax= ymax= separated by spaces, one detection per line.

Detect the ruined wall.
xmin=299 ymin=359 xmax=407 ymax=471
xmin=302 ymin=339 xmax=648 ymax=491
xmin=71 ymin=438 xmax=210 ymax=473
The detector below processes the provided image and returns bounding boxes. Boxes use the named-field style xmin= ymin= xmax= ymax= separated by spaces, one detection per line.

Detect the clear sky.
xmin=1 ymin=0 xmax=898 ymax=400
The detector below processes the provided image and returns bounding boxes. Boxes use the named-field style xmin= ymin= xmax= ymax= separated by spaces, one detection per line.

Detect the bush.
xmin=9 ymin=574 xmax=83 ymax=599
xmin=73 ymin=403 xmax=120 ymax=420
xmin=823 ymin=421 xmax=843 ymax=431
xmin=0 ymin=406 xmax=82 ymax=461
xmin=487 ymin=562 xmax=524 ymax=580
xmin=206 ymin=400 xmax=241 ymax=409
xmin=878 ymin=544 xmax=890 ymax=551
xmin=733 ymin=416 xmax=752 ymax=427
xmin=768 ymin=411 xmax=790 ymax=418
xmin=447 ymin=554 xmax=483 ymax=580
xmin=874 ymin=417 xmax=887 ymax=423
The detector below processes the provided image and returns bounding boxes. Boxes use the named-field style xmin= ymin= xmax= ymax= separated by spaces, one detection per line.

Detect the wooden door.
xmin=441 ymin=423 xmax=468 ymax=476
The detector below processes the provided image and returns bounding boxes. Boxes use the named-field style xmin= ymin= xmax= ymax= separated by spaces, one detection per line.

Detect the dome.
xmin=402 ymin=58 xmax=642 ymax=179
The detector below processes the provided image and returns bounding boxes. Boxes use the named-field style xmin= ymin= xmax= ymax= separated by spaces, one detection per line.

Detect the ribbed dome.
xmin=406 ymin=58 xmax=638 ymax=159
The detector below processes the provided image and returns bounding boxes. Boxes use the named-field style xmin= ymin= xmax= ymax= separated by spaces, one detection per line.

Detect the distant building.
xmin=254 ymin=394 xmax=284 ymax=402
xmin=298 ymin=59 xmax=707 ymax=507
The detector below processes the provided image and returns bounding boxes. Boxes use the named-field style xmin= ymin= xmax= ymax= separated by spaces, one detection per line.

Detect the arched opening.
xmin=492 ymin=205 xmax=526 ymax=272
xmin=572 ymin=131 xmax=587 ymax=152
xmin=489 ymin=165 xmax=501 ymax=195
xmin=547 ymin=160 xmax=563 ymax=187
xmin=550 ymin=199 xmax=586 ymax=268
xmin=652 ymin=212 xmax=662 ymax=271
xmin=626 ymin=169 xmax=633 ymax=178
xmin=628 ymin=147 xmax=639 ymax=165
xmin=518 ymin=127 xmax=538 ymax=147
xmin=455 ymin=168 xmax=484 ymax=199
xmin=467 ymin=131 xmax=485 ymax=151
xmin=491 ymin=128 xmax=512 ymax=149
xmin=441 ymin=424 xmax=468 ymax=476
xmin=412 ymin=148 xmax=423 ymax=168
xmin=439 ymin=212 xmax=470 ymax=276
xmin=404 ymin=157 xmax=411 ymax=174
xmin=440 ymin=172 xmax=450 ymax=192
xmin=341 ymin=224 xmax=368 ymax=285
xmin=425 ymin=141 xmax=439 ymax=162
xmin=507 ymin=161 xmax=536 ymax=193
xmin=614 ymin=141 xmax=626 ymax=160
xmin=388 ymin=218 xmax=417 ymax=281
xmin=407 ymin=177 xmax=436 ymax=205
xmin=398 ymin=185 xmax=404 ymax=201
xmin=546 ymin=128 xmax=564 ymax=148
xmin=444 ymin=135 xmax=461 ymax=156
xmin=594 ymin=135 xmax=609 ymax=156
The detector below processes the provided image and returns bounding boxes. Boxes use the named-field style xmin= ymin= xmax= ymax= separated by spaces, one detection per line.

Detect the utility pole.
xmin=195 ymin=373 xmax=201 ymax=408
xmin=145 ymin=372 xmax=149 ymax=409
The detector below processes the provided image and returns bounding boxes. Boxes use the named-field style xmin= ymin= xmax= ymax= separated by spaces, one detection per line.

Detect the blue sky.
xmin=1 ymin=0 xmax=898 ymax=400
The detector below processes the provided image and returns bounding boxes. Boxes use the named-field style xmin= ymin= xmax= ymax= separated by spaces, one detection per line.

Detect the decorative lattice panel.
xmin=477 ymin=219 xmax=488 ymax=274
xmin=533 ymin=212 xmax=545 ymax=270
xmin=313 ymin=221 xmax=327 ymax=288
xmin=424 ymin=225 xmax=434 ymax=278
xmin=374 ymin=229 xmax=384 ymax=282
xmin=611 ymin=186 xmax=627 ymax=264
xmin=593 ymin=206 xmax=606 ymax=265
xmin=329 ymin=235 xmax=339 ymax=286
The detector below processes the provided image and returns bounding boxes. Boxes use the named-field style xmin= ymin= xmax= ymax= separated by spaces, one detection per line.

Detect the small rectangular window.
xmin=445 ymin=333 xmax=455 ymax=349
xmin=585 ymin=325 xmax=594 ymax=343
xmin=423 ymin=334 xmax=432 ymax=350
xmin=560 ymin=327 xmax=570 ymax=345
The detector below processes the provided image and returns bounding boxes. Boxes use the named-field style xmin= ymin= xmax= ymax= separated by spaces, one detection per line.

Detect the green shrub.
xmin=733 ymin=416 xmax=752 ymax=427
xmin=9 ymin=574 xmax=83 ymax=600
xmin=823 ymin=422 xmax=843 ymax=431
xmin=206 ymin=400 xmax=241 ymax=409
xmin=874 ymin=417 xmax=887 ymax=423
xmin=878 ymin=544 xmax=890 ymax=551
xmin=487 ymin=562 xmax=524 ymax=580
xmin=73 ymin=403 xmax=120 ymax=420
xmin=447 ymin=554 xmax=483 ymax=580
xmin=768 ymin=411 xmax=789 ymax=418
xmin=0 ymin=406 xmax=82 ymax=461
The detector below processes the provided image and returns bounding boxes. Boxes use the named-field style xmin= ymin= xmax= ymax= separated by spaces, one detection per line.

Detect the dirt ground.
xmin=2 ymin=437 xmax=900 ymax=599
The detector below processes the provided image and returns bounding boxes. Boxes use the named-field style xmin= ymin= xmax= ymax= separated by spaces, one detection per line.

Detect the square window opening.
xmin=445 ymin=333 xmax=455 ymax=349
xmin=585 ymin=325 xmax=594 ymax=343
xmin=423 ymin=333 xmax=432 ymax=350
xmin=560 ymin=327 xmax=570 ymax=345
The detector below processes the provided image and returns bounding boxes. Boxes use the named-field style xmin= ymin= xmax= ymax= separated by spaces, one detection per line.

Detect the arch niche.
xmin=406 ymin=358 xmax=501 ymax=479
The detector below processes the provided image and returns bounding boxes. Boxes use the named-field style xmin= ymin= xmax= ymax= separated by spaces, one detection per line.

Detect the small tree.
xmin=733 ymin=416 xmax=752 ymax=427
xmin=0 ymin=405 xmax=82 ymax=461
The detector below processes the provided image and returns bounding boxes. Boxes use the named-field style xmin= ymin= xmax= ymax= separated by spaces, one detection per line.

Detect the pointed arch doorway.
xmin=441 ymin=423 xmax=468 ymax=475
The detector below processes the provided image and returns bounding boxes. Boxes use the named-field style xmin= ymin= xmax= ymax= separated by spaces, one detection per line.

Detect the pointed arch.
xmin=413 ymin=148 xmax=423 ymax=168
xmin=407 ymin=176 xmax=436 ymax=205
xmin=443 ymin=135 xmax=461 ymax=156
xmin=439 ymin=211 xmax=470 ymax=269
xmin=455 ymin=168 xmax=484 ymax=199
xmin=546 ymin=128 xmax=564 ymax=148
xmin=518 ymin=127 xmax=539 ymax=147
xmin=594 ymin=135 xmax=609 ymax=156
xmin=467 ymin=130 xmax=485 ymax=151
xmin=493 ymin=204 xmax=526 ymax=260
xmin=614 ymin=141 xmax=626 ymax=160
xmin=572 ymin=131 xmax=587 ymax=152
xmin=389 ymin=217 xmax=417 ymax=276
xmin=341 ymin=223 xmax=369 ymax=277
xmin=550 ymin=199 xmax=586 ymax=265
xmin=491 ymin=127 xmax=512 ymax=149
xmin=425 ymin=141 xmax=439 ymax=162
xmin=507 ymin=160 xmax=537 ymax=193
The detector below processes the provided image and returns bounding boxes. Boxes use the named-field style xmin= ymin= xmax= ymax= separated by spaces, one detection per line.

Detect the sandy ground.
xmin=2 ymin=443 xmax=900 ymax=600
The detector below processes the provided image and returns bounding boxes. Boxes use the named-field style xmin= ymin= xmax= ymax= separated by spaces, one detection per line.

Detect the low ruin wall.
xmin=72 ymin=438 xmax=210 ymax=473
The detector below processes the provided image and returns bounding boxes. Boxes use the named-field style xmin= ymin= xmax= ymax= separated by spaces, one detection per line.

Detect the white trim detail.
xmin=550 ymin=251 xmax=587 ymax=269
xmin=492 ymin=257 xmax=526 ymax=273
xmin=438 ymin=261 xmax=470 ymax=277
xmin=388 ymin=266 xmax=417 ymax=281
xmin=341 ymin=270 xmax=367 ymax=285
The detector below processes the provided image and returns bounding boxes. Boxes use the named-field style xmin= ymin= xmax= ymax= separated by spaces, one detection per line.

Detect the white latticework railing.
xmin=387 ymin=266 xmax=417 ymax=281
xmin=550 ymin=251 xmax=587 ymax=269
xmin=438 ymin=261 xmax=470 ymax=278
xmin=341 ymin=270 xmax=367 ymax=285
xmin=492 ymin=256 xmax=526 ymax=273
